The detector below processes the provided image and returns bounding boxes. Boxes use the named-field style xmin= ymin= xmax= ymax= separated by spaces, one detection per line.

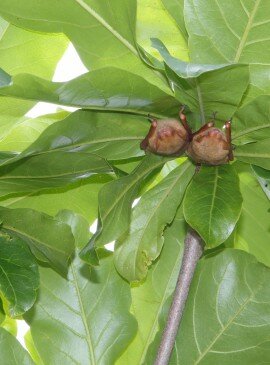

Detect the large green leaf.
xmin=137 ymin=0 xmax=188 ymax=60
xmin=235 ymin=163 xmax=270 ymax=267
xmin=0 ymin=0 xmax=170 ymax=92
xmin=161 ymin=0 xmax=187 ymax=39
xmin=146 ymin=249 xmax=270 ymax=364
xmin=0 ymin=234 xmax=39 ymax=317
xmin=232 ymin=95 xmax=270 ymax=143
xmin=117 ymin=210 xmax=185 ymax=365
xmin=20 ymin=110 xmax=149 ymax=161
xmin=0 ymin=151 xmax=112 ymax=198
xmin=0 ymin=207 xmax=74 ymax=274
xmin=114 ymin=160 xmax=194 ymax=282
xmin=81 ymin=155 xmax=167 ymax=262
xmin=0 ymin=68 xmax=179 ymax=117
xmin=0 ymin=328 xmax=35 ymax=365
xmin=152 ymin=39 xmax=249 ymax=122
xmin=184 ymin=0 xmax=270 ymax=103
xmin=0 ymin=16 xmax=67 ymax=138
xmin=235 ymin=138 xmax=270 ymax=170
xmin=25 ymin=250 xmax=137 ymax=365
xmin=0 ymin=111 xmax=69 ymax=153
xmin=184 ymin=165 xmax=243 ymax=247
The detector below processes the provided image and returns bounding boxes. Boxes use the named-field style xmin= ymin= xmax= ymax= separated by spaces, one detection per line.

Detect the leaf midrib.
xmin=74 ymin=0 xmax=139 ymax=57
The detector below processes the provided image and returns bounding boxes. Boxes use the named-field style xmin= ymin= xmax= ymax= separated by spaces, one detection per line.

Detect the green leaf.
xmin=0 ymin=234 xmax=39 ymax=317
xmin=114 ymin=160 xmax=194 ymax=282
xmin=184 ymin=165 xmax=243 ymax=247
xmin=232 ymin=96 xmax=270 ymax=143
xmin=0 ymin=207 xmax=74 ymax=274
xmin=235 ymin=163 xmax=270 ymax=267
xmin=21 ymin=110 xmax=149 ymax=161
xmin=117 ymin=210 xmax=185 ymax=365
xmin=0 ymin=151 xmax=112 ymax=198
xmin=25 ymin=251 xmax=137 ymax=365
xmin=184 ymin=0 xmax=270 ymax=103
xmin=152 ymin=38 xmax=249 ymax=122
xmin=0 ymin=111 xmax=69 ymax=153
xmin=0 ymin=328 xmax=35 ymax=365
xmin=235 ymin=138 xmax=270 ymax=170
xmin=137 ymin=0 xmax=188 ymax=61
xmin=161 ymin=0 xmax=187 ymax=39
xmin=252 ymin=165 xmax=270 ymax=200
xmin=0 ymin=0 xmax=170 ymax=92
xmin=24 ymin=331 xmax=44 ymax=365
xmin=0 ymin=16 xmax=67 ymax=138
xmin=0 ymin=68 xmax=179 ymax=117
xmin=146 ymin=249 xmax=270 ymax=364
xmin=81 ymin=155 xmax=167 ymax=262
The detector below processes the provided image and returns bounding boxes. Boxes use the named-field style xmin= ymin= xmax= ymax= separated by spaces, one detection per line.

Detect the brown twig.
xmin=154 ymin=229 xmax=204 ymax=365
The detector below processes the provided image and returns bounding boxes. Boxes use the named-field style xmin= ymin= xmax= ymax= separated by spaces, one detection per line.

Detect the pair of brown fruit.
xmin=140 ymin=108 xmax=233 ymax=165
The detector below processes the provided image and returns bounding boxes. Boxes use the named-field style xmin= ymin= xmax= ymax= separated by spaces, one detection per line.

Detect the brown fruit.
xmin=187 ymin=121 xmax=233 ymax=165
xmin=140 ymin=118 xmax=190 ymax=156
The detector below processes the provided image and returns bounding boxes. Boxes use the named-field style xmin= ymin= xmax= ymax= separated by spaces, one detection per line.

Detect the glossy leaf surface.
xmin=0 ymin=68 xmax=178 ymax=117
xmin=21 ymin=110 xmax=149 ymax=160
xmin=184 ymin=165 xmax=243 ymax=247
xmin=0 ymin=235 xmax=39 ymax=317
xmin=114 ymin=160 xmax=194 ymax=282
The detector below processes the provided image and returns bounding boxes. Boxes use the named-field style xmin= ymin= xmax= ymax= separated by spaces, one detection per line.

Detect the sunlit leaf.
xmin=0 ymin=328 xmax=34 ymax=365
xmin=20 ymin=110 xmax=149 ymax=161
xmin=0 ymin=68 xmax=179 ymax=117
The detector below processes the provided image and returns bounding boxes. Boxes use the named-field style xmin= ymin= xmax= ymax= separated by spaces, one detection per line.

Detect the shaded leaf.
xmin=184 ymin=165 xmax=243 ymax=247
xmin=81 ymin=154 xmax=167 ymax=262
xmin=0 ymin=207 xmax=74 ymax=274
xmin=0 ymin=68 xmax=179 ymax=117
xmin=114 ymin=160 xmax=194 ymax=282
xmin=25 ymin=251 xmax=137 ymax=365
xmin=21 ymin=110 xmax=149 ymax=161
xmin=0 ymin=151 xmax=112 ymax=198
xmin=146 ymin=249 xmax=270 ymax=364
xmin=152 ymin=38 xmax=249 ymax=122
xmin=0 ymin=328 xmax=34 ymax=365
xmin=0 ymin=234 xmax=39 ymax=317
xmin=117 ymin=210 xmax=185 ymax=365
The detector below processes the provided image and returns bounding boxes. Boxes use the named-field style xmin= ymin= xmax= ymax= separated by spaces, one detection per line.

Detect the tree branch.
xmin=154 ymin=229 xmax=204 ymax=365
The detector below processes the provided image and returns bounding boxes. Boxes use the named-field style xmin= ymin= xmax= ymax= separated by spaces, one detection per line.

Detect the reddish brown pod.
xmin=140 ymin=110 xmax=192 ymax=156
xmin=187 ymin=119 xmax=233 ymax=166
